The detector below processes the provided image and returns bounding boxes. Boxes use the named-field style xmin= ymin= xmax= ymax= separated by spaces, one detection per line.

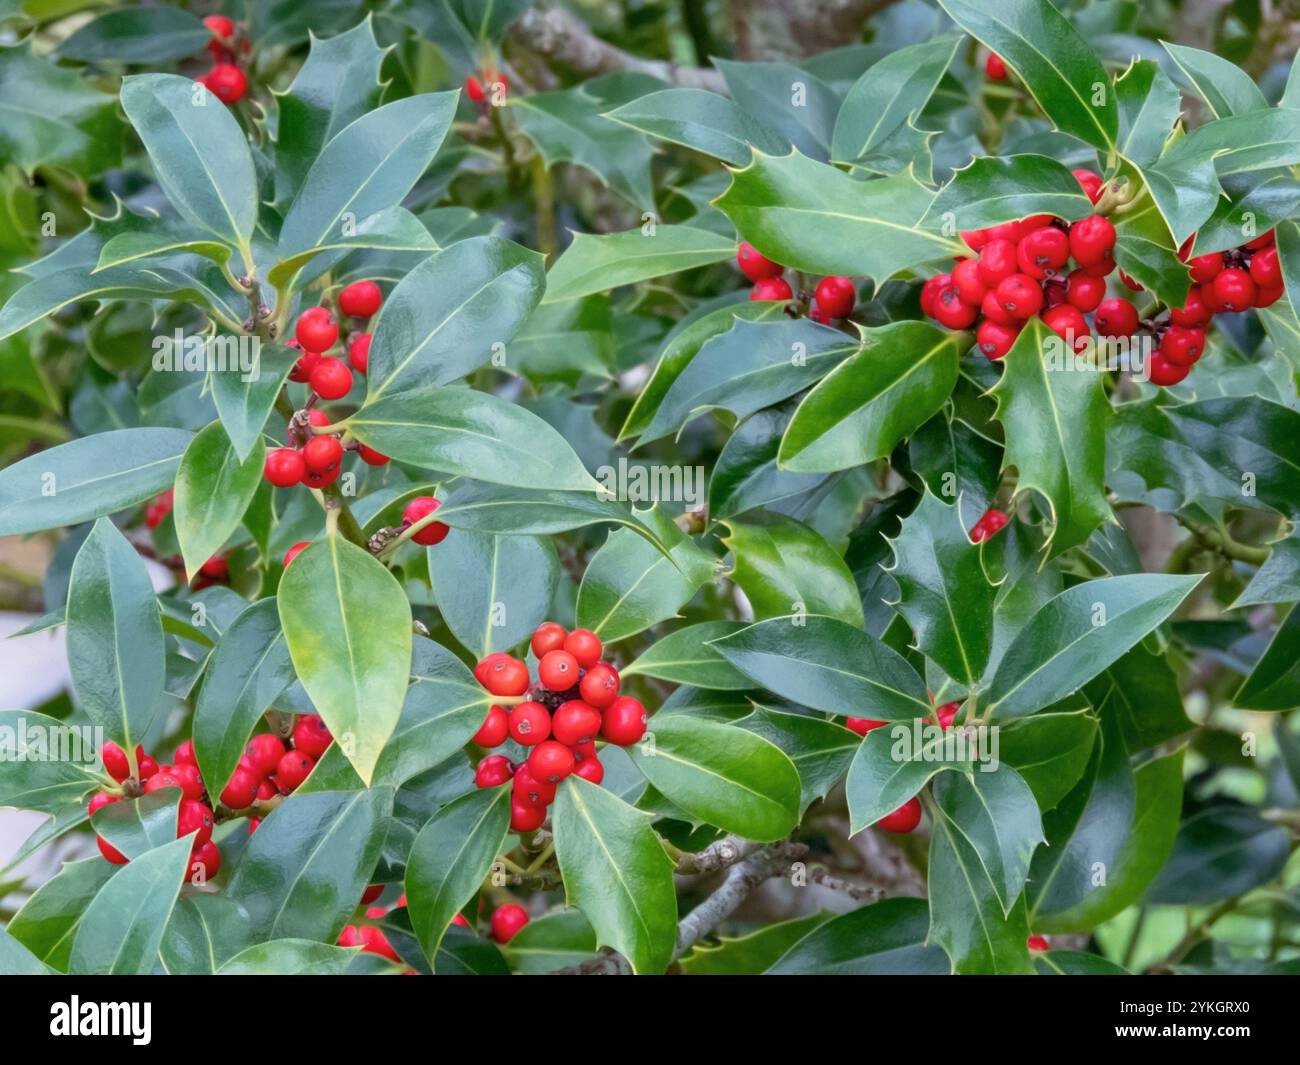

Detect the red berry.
xmin=980 ymin=290 xmax=1013 ymax=325
xmin=491 ymin=904 xmax=529 ymax=943
xmin=1017 ymin=226 xmax=1070 ymax=277
xmin=538 ymin=649 xmax=580 ymax=691
xmin=255 ymin=778 xmax=277 ymax=801
xmin=1072 ymin=169 xmax=1103 ymax=204
xmin=474 ymin=653 xmax=509 ymax=685
xmin=357 ymin=444 xmax=389 ymax=466
xmin=475 ymin=754 xmax=513 ymax=789
xmin=1146 ymin=352 xmax=1190 ymax=387
xmin=951 ymin=258 xmax=986 ymax=306
xmin=578 ymin=663 xmax=620 ymax=708
xmin=736 ymin=242 xmax=783 ymax=282
xmin=510 ymin=796 xmax=546 ymax=832
xmin=348 ymin=333 xmax=371 ymax=374
xmin=274 ymin=750 xmax=314 ymax=793
xmin=174 ymin=740 xmax=197 ymax=767
xmin=1159 ymin=325 xmax=1205 ymax=367
xmin=1256 ymin=284 xmax=1284 ymax=308
xmin=292 ymin=714 xmax=333 ymax=758
xmin=530 ymin=622 xmax=567 ymax=658
xmin=1093 ymin=297 xmax=1138 ymax=339
xmin=1119 ymin=269 xmax=1143 ymax=292
xmin=845 ymin=718 xmax=885 ymax=736
xmin=339 ymin=280 xmax=382 ymax=318
xmin=1080 ymin=252 xmax=1116 ymax=278
xmin=465 ymin=75 xmax=486 ymax=102
xmin=936 ymin=702 xmax=960 ymax=729
xmin=220 ymin=768 xmax=259 ymax=809
xmin=1188 ymin=252 xmax=1224 ymax=285
xmin=361 ymin=885 xmax=383 ymax=905
xmin=302 ymin=435 xmax=343 ymax=475
xmin=1065 ymin=269 xmax=1106 ymax=312
xmin=976 ymin=319 xmax=1018 ymax=362
xmin=563 ymin=629 xmax=603 ymax=669
xmin=284 ymin=541 xmax=310 ymax=568
xmin=143 ymin=769 xmax=184 ymax=796
xmin=1245 ymin=229 xmax=1275 ymax=250
xmin=482 ymin=656 xmax=531 ymax=698
xmin=1042 ymin=305 xmax=1091 ymax=353
xmin=308 ymin=357 xmax=352 ymax=400
xmin=507 ymin=701 xmax=551 ymax=746
xmin=1170 ymin=286 xmax=1211 ymax=328
xmin=933 ymin=284 xmax=978 ymax=329
xmin=876 ymin=797 xmax=922 ymax=833
xmin=994 ymin=273 xmax=1043 ymax=319
xmin=172 ymin=763 xmax=205 ymax=801
xmin=205 ymin=64 xmax=247 ymax=105
xmin=88 ymin=791 xmax=118 ymax=816
xmin=288 ymin=348 xmax=319 ymax=383
xmin=177 ymin=799 xmax=214 ymax=846
xmin=920 ymin=274 xmax=950 ymax=317
xmin=97 ymin=835 xmax=128 ymax=864
xmin=295 ymin=307 xmax=338 ymax=352
xmin=472 ymin=704 xmax=509 ymax=747
xmin=750 ymin=277 xmax=793 ymax=302
xmin=601 ymin=696 xmax=647 ymax=746
xmin=1250 ymin=246 xmax=1281 ymax=288
xmin=402 ymin=496 xmax=449 ymax=547
xmin=977 ymin=239 xmax=1018 ymax=288
xmin=203 ymin=14 xmax=235 ymax=39
xmin=513 ymin=765 xmax=558 ymax=807
xmin=264 ymin=448 xmax=305 ymax=487
xmin=814 ymin=276 xmax=856 ymax=318
xmin=552 ymin=700 xmax=603 ymax=746
xmin=572 ymin=755 xmax=604 ymax=785
xmin=101 ymin=741 xmax=130 ymax=782
xmin=960 ymin=229 xmax=988 ymax=252
xmin=1068 ymin=216 xmax=1116 ymax=266
xmin=985 ymin=53 xmax=1007 ymax=80
xmin=970 ymin=508 xmax=1010 ymax=543
xmin=1027 ymin=934 xmax=1050 ymax=951
xmin=1212 ymin=267 xmax=1256 ymax=311
xmin=527 ymin=740 xmax=575 ymax=783
xmin=190 ymin=840 xmax=222 ymax=880
xmin=139 ymin=755 xmax=159 ymax=779
xmin=245 ymin=734 xmax=286 ymax=778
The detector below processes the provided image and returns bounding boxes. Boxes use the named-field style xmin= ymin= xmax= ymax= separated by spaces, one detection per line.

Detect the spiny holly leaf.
xmin=998 ymin=707 xmax=1098 ymax=811
xmin=1112 ymin=162 xmax=1192 ymax=309
xmin=845 ymin=722 xmax=976 ymax=834
xmin=990 ymin=318 xmax=1112 ymax=559
xmin=715 ymin=58 xmax=839 ymax=160
xmin=908 ymin=411 xmax=1003 ymax=532
xmin=1161 ymin=42 xmax=1269 ymax=119
xmin=766 ymin=899 xmax=949 ymax=975
xmin=885 ymin=489 xmax=995 ymax=686
xmin=1115 ymin=60 xmax=1181 ymax=168
xmin=1235 ymin=604 xmax=1300 ymax=710
xmin=57 ymin=7 xmax=211 ymax=63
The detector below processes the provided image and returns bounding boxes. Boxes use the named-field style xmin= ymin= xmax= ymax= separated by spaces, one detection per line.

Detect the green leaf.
xmin=845 ymin=722 xmax=973 ymax=833
xmin=406 ymin=787 xmax=512 ymax=970
xmin=162 ymin=893 xmax=253 ymax=974
xmin=218 ymin=939 xmax=358 ymax=975
xmin=886 ymin=489 xmax=994 ymax=685
xmin=766 ymin=898 xmax=949 ymax=975
xmin=927 ymin=154 xmax=1094 ymax=232
xmin=1083 ymin=643 xmax=1192 ymax=748
xmin=722 ymin=517 xmax=864 ymax=628
xmin=119 ymin=74 xmax=257 ymax=256
xmin=576 ymin=525 xmax=716 ymax=643
xmin=542 ymin=225 xmax=734 ymax=305
xmin=93 ymin=221 xmax=231 ymax=273
xmin=999 ymin=707 xmax=1098 ymax=811
xmin=58 ymin=6 xmax=210 ymax=62
xmin=1034 ymin=950 xmax=1129 ymax=975
xmin=210 ymin=342 xmax=298 ymax=462
xmin=501 ymin=910 xmax=599 ymax=974
xmin=714 ymin=151 xmax=965 ymax=279
xmin=276 ymin=91 xmax=457 ymax=262
xmin=627 ymin=714 xmax=800 ymax=840
xmin=908 ymin=412 xmax=1002 ymax=531
xmin=778 ymin=321 xmax=963 ymax=473
xmin=680 ymin=912 xmax=831 ymax=975
xmin=990 ymin=318 xmax=1112 ymax=558
xmin=623 ymin=621 xmax=752 ymax=689
xmin=716 ymin=59 xmax=838 ymax=160
xmin=710 ymin=404 xmax=830 ymax=520
xmin=267 ymin=206 xmax=439 ymax=288
xmin=937 ymin=0 xmax=1118 ymax=152
xmin=193 ymin=598 xmax=295 ymax=800
xmin=91 ymin=790 xmax=179 ymax=861
xmin=711 ymin=614 xmax=930 ymax=721
xmin=1234 ymin=533 xmax=1300 ymax=608
xmin=363 ymin=236 xmax=546 ymax=399
xmin=277 ymin=536 xmax=413 ymax=785
xmin=0 ymin=930 xmax=54 ymax=976
xmin=1112 ymin=163 xmax=1192 ymax=308
xmin=604 ymin=88 xmax=785 ymax=166
xmin=738 ymin=706 xmax=860 ymax=816
xmin=988 ymin=574 xmax=1202 ymax=719
xmin=429 ymin=530 xmax=558 ymax=657
xmin=0 ymin=708 xmax=101 ymax=812
xmin=1235 ymin=605 xmax=1300 ymax=710
xmin=174 ymin=420 xmax=264 ymax=579
xmin=0 ymin=427 xmax=191 ymax=535
xmin=227 ymin=788 xmax=395 ymax=941
xmin=1161 ymin=42 xmax=1269 ymax=119
xmin=347 ymin=387 xmax=595 ymax=492
xmin=1115 ymin=60 xmax=1181 ymax=168
xmin=831 ymin=36 xmax=960 ymax=167
xmin=5 ymin=858 xmax=117 ymax=971
xmin=69 ymin=835 xmax=191 ymax=975
xmin=66 ymin=518 xmax=166 ymax=749
xmin=1149 ymin=805 xmax=1290 ymax=906
xmin=552 ymin=775 xmax=677 ymax=975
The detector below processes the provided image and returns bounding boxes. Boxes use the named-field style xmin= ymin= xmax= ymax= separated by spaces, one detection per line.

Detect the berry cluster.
xmin=736 ymin=242 xmax=857 ymax=324
xmin=91 ymin=740 xmax=219 ymax=877
xmin=263 ymin=281 xmax=390 ymax=490
xmin=471 ymin=623 xmax=648 ymax=832
xmin=216 ymin=714 xmax=334 ymax=818
xmin=922 ymin=170 xmax=1122 ymax=362
xmin=196 ymin=15 xmax=250 ymax=105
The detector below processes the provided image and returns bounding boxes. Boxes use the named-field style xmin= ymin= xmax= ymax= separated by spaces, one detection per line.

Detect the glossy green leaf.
xmin=623 ymin=621 xmax=752 ymax=689
xmin=999 ymin=708 xmax=1098 ymax=811
xmin=209 ymin=341 xmax=297 ymax=463
xmin=766 ymin=898 xmax=949 ymax=975
xmin=709 ymin=404 xmax=830 ymax=520
xmin=604 ymin=88 xmax=785 ymax=166
xmin=5 ymin=858 xmax=117 ymax=972
xmin=1083 ymin=643 xmax=1193 ymax=748
xmin=218 ymin=939 xmax=358 ymax=975
xmin=268 ymin=206 xmax=439 ymax=287
xmin=0 ymin=708 xmax=101 ymax=812
xmin=93 ymin=222 xmax=231 ymax=273
xmin=1162 ymin=42 xmax=1269 ymax=120
xmin=58 ymin=7 xmax=210 ymax=62
xmin=738 ymin=707 xmax=860 ymax=815
xmin=1114 ymin=60 xmax=1181 ymax=168
xmin=0 ymin=930 xmax=54 ymax=976
xmin=91 ymin=790 xmax=179 ymax=861
xmin=1235 ymin=605 xmax=1300 ymax=710
xmin=1149 ymin=805 xmax=1290 ymax=907
xmin=908 ymin=411 xmax=1002 ymax=531
xmin=161 ymin=894 xmax=254 ymax=975
xmin=174 ymin=420 xmax=264 ymax=579
xmin=927 ymin=154 xmax=1093 ymax=231
xmin=542 ymin=225 xmax=734 ymax=305
xmin=501 ymin=910 xmax=599 ymax=974
xmin=845 ymin=721 xmax=975 ymax=833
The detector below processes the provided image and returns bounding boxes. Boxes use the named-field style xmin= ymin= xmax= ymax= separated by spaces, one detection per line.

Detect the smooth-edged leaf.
xmin=363 ymin=236 xmax=546 ymax=399
xmin=778 ymin=320 xmax=963 ymax=473
xmin=58 ymin=6 xmax=210 ymax=62
xmin=712 ymin=614 xmax=930 ymax=721
xmin=0 ymin=930 xmax=54 ymax=976
xmin=66 ymin=518 xmax=166 ymax=749
xmin=277 ymin=536 xmax=412 ymax=785
xmin=227 ymin=788 xmax=394 ymax=941
xmin=926 ymin=154 xmax=1093 ymax=232
xmin=429 ymin=530 xmax=558 ymax=657
xmin=709 ymin=404 xmax=830 ymax=520
xmin=161 ymin=893 xmax=254 ymax=974
xmin=1234 ymin=533 xmax=1300 ymax=608
xmin=831 ymin=36 xmax=960 ymax=166
xmin=69 ymin=834 xmax=191 ymax=975
xmin=174 ymin=420 xmax=264 ymax=579
xmin=347 ymin=387 xmax=594 ymax=492
xmin=999 ymin=707 xmax=1098 ymax=811
xmin=1148 ymin=805 xmax=1290 ymax=906
xmin=209 ymin=341 xmax=297 ymax=462
xmin=501 ymin=910 xmax=599 ymax=974
xmin=1115 ymin=60 xmax=1181 ymax=168
xmin=5 ymin=857 xmax=117 ymax=971
xmin=0 ymin=708 xmax=101 ymax=811
xmin=0 ymin=427 xmax=191 ymax=535
xmin=193 ymin=598 xmax=295 ymax=799
xmin=738 ymin=706 xmax=860 ymax=816
xmin=1235 ymin=605 xmax=1300 ymax=710
xmin=714 ymin=150 xmax=966 ymax=280
xmin=988 ymin=574 xmax=1202 ymax=719
xmin=267 ymin=205 xmax=439 ymax=287
xmin=276 ymin=91 xmax=457 ymax=260
xmin=937 ymin=0 xmax=1118 ymax=152
xmin=1035 ymin=950 xmax=1129 ymax=975
xmin=714 ymin=57 xmax=838 ymax=158
xmin=766 ymin=898 xmax=949 ymax=975
xmin=626 ymin=714 xmax=800 ymax=840
xmin=623 ymin=621 xmax=752 ymax=689
xmin=92 ymin=221 xmax=231 ymax=273
xmin=542 ymin=225 xmax=734 ymax=305
xmin=218 ymin=939 xmax=358 ymax=975
xmin=576 ymin=525 xmax=715 ymax=643
xmin=886 ymin=489 xmax=994 ymax=685
xmin=91 ymin=791 xmax=179 ymax=861
xmin=1161 ymin=42 xmax=1269 ymax=119
xmin=406 ymin=787 xmax=511 ymax=969
xmin=721 ymin=517 xmax=864 ymax=628
xmin=604 ymin=88 xmax=785 ymax=166
xmin=990 ymin=318 xmax=1112 ymax=558
xmin=119 ymin=74 xmax=257 ymax=256
xmin=638 ymin=316 xmax=858 ymax=446
xmin=552 ymin=775 xmax=677 ymax=975
xmin=845 ymin=720 xmax=975 ymax=833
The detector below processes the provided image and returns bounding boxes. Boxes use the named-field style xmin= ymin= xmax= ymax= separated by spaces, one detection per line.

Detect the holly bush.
xmin=1 ymin=0 xmax=1299 ymax=979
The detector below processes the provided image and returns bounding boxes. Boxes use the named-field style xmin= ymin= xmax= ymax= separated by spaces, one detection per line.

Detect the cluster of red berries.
xmin=465 ymin=68 xmax=508 ymax=105
xmin=471 ymin=623 xmax=648 ymax=832
xmin=91 ymin=739 xmax=219 ymax=876
xmin=215 ymin=715 xmax=333 ymax=820
xmin=195 ymin=15 xmax=250 ymax=105
xmin=736 ymin=241 xmax=857 ymax=324
xmin=922 ymin=171 xmax=1125 ymax=362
